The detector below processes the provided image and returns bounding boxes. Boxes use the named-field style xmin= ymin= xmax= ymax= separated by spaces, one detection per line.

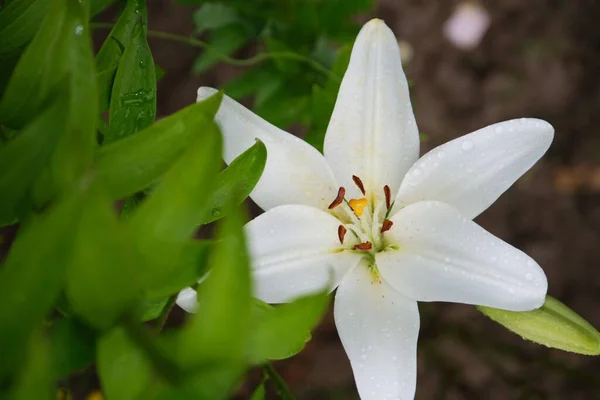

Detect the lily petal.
xmin=378 ymin=201 xmax=547 ymax=311
xmin=246 ymin=205 xmax=362 ymax=303
xmin=393 ymin=118 xmax=554 ymax=219
xmin=335 ymin=262 xmax=420 ymax=400
xmin=323 ymin=19 xmax=419 ymax=200
xmin=176 ymin=287 xmax=199 ymax=313
xmin=197 ymin=87 xmax=338 ymax=211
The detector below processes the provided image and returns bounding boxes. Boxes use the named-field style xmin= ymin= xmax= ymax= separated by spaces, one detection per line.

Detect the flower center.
xmin=328 ymin=175 xmax=394 ymax=258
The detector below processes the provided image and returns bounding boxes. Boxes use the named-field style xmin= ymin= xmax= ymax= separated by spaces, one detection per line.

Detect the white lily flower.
xmin=179 ymin=18 xmax=553 ymax=400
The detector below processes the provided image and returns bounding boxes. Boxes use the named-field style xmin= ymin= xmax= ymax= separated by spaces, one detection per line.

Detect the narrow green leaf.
xmin=0 ymin=90 xmax=68 ymax=224
xmin=143 ymin=240 xmax=212 ymax=300
xmin=478 ymin=295 xmax=600 ymax=355
xmin=94 ymin=92 xmax=223 ymax=201
xmin=64 ymin=185 xmax=141 ymax=330
xmin=250 ymin=381 xmax=266 ymax=400
xmin=0 ymin=188 xmax=85 ymax=378
xmin=199 ymin=139 xmax=267 ymax=225
xmin=0 ymin=0 xmax=95 ymax=131
xmin=178 ymin=204 xmax=252 ymax=367
xmin=97 ymin=327 xmax=153 ymax=400
xmin=247 ymin=293 xmax=328 ymax=364
xmin=107 ymin=19 xmax=156 ymax=141
xmin=25 ymin=0 xmax=98 ymax=202
xmin=193 ymin=25 xmax=250 ymax=74
xmin=8 ymin=330 xmax=53 ymax=400
xmin=126 ymin=119 xmax=222 ymax=290
xmin=50 ymin=318 xmax=96 ymax=378
xmin=96 ymin=0 xmax=147 ymax=112
xmin=193 ymin=2 xmax=239 ymax=34
xmin=0 ymin=0 xmax=51 ymax=59
xmin=136 ymin=297 xmax=169 ymax=323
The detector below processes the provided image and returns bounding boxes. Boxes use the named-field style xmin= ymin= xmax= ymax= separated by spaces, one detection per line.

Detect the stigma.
xmin=349 ymin=198 xmax=368 ymax=216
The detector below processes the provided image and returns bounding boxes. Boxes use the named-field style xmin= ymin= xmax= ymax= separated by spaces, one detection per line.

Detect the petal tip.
xmin=196 ymin=86 xmax=218 ymax=102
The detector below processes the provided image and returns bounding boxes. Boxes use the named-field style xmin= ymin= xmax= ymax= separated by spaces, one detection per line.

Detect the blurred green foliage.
xmin=0 ymin=0 xmax=341 ymax=397
xmin=184 ymin=0 xmax=371 ymax=151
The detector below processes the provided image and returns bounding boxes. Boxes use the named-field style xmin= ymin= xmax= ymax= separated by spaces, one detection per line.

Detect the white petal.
xmin=394 ymin=118 xmax=554 ymax=219
xmin=246 ymin=205 xmax=362 ymax=303
xmin=323 ymin=19 xmax=419 ymax=200
xmin=176 ymin=287 xmax=198 ymax=313
xmin=197 ymin=87 xmax=338 ymax=211
xmin=378 ymin=201 xmax=547 ymax=311
xmin=334 ymin=263 xmax=420 ymax=400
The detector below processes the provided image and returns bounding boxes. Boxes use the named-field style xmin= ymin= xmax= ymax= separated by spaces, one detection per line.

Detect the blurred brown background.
xmin=102 ymin=0 xmax=600 ymax=398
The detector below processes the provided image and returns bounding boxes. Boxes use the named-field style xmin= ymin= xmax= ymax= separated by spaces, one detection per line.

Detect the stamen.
xmin=352 ymin=175 xmax=366 ymax=195
xmin=384 ymin=185 xmax=392 ymax=210
xmin=354 ymin=242 xmax=373 ymax=251
xmin=328 ymin=187 xmax=346 ymax=209
xmin=337 ymin=225 xmax=347 ymax=244
xmin=349 ymin=198 xmax=368 ymax=217
xmin=381 ymin=219 xmax=393 ymax=233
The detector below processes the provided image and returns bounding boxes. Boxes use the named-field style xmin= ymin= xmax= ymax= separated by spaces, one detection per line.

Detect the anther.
xmin=354 ymin=242 xmax=373 ymax=251
xmin=381 ymin=219 xmax=393 ymax=233
xmin=328 ymin=187 xmax=346 ymax=209
xmin=338 ymin=225 xmax=347 ymax=244
xmin=384 ymin=185 xmax=391 ymax=210
xmin=352 ymin=175 xmax=366 ymax=195
xmin=349 ymin=198 xmax=368 ymax=217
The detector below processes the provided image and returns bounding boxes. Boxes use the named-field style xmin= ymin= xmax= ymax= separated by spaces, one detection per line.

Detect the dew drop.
xmin=461 ymin=140 xmax=474 ymax=152
xmin=526 ymin=259 xmax=535 ymax=267
xmin=437 ymin=150 xmax=446 ymax=159
xmin=525 ymin=273 xmax=533 ymax=281
xmin=75 ymin=25 xmax=84 ymax=36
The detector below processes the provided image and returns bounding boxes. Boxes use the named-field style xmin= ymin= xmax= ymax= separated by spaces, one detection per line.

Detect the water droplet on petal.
xmin=461 ymin=140 xmax=474 ymax=152
xmin=525 ymin=272 xmax=533 ymax=281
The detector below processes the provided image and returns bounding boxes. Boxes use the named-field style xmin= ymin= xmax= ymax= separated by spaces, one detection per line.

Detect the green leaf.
xmin=250 ymin=381 xmax=266 ymax=400
xmin=8 ymin=330 xmax=53 ymax=400
xmin=107 ymin=19 xmax=156 ymax=142
xmin=193 ymin=2 xmax=240 ymax=34
xmin=25 ymin=0 xmax=99 ymax=202
xmin=193 ymin=25 xmax=250 ymax=74
xmin=50 ymin=318 xmax=96 ymax=378
xmin=198 ymin=139 xmax=267 ymax=225
xmin=0 ymin=90 xmax=68 ymax=224
xmin=143 ymin=240 xmax=212 ymax=300
xmin=0 ymin=188 xmax=86 ymax=378
xmin=93 ymin=92 xmax=223 ymax=201
xmin=95 ymin=0 xmax=147 ymax=112
xmin=136 ymin=297 xmax=169 ymax=323
xmin=90 ymin=0 xmax=117 ymax=16
xmin=247 ymin=293 xmax=329 ymax=364
xmin=177 ymin=203 xmax=252 ymax=367
xmin=222 ymin=66 xmax=273 ymax=100
xmin=126 ymin=117 xmax=222 ymax=291
xmin=0 ymin=0 xmax=51 ymax=59
xmin=97 ymin=327 xmax=153 ymax=400
xmin=64 ymin=185 xmax=141 ymax=330
xmin=478 ymin=295 xmax=600 ymax=355
xmin=0 ymin=0 xmax=96 ymax=131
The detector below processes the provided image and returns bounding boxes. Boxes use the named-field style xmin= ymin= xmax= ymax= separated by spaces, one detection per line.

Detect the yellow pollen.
xmin=349 ymin=198 xmax=368 ymax=216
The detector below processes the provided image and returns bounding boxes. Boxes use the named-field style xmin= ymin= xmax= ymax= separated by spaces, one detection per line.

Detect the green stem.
xmin=262 ymin=363 xmax=295 ymax=400
xmin=90 ymin=23 xmax=340 ymax=82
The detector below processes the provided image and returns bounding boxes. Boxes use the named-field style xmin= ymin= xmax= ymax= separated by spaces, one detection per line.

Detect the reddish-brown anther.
xmin=352 ymin=175 xmax=366 ymax=195
xmin=384 ymin=185 xmax=392 ymax=210
xmin=354 ymin=242 xmax=373 ymax=251
xmin=328 ymin=187 xmax=346 ymax=209
xmin=381 ymin=219 xmax=393 ymax=233
xmin=338 ymin=225 xmax=347 ymax=244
